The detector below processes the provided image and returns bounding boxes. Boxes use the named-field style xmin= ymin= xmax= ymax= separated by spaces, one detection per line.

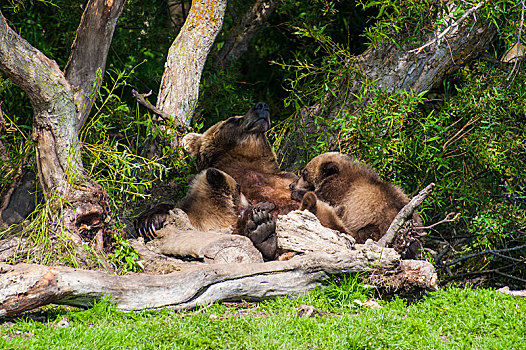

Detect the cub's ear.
xmin=320 ymin=161 xmax=339 ymax=178
xmin=205 ymin=168 xmax=227 ymax=189
xmin=181 ymin=133 xmax=202 ymax=156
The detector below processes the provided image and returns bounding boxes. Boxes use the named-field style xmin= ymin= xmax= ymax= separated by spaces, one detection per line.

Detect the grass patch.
xmin=1 ymin=285 xmax=524 ymax=349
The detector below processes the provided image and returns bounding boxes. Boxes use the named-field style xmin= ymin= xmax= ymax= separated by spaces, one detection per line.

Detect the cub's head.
xmin=182 ymin=102 xmax=271 ymax=170
xmin=188 ymin=168 xmax=250 ymax=214
xmin=290 ymin=152 xmax=354 ymax=201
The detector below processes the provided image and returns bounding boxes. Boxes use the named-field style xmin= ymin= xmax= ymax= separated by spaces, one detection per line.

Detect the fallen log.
xmin=0 ymin=240 xmax=400 ymax=317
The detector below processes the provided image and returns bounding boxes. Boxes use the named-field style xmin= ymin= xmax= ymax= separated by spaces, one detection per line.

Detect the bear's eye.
xmin=226 ymin=117 xmax=240 ymax=125
xmin=236 ymin=184 xmax=241 ymax=194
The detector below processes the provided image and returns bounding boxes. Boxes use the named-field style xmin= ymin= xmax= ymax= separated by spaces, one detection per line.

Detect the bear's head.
xmin=180 ymin=168 xmax=251 ymax=230
xmin=289 ymin=152 xmax=371 ymax=202
xmin=182 ymin=102 xmax=274 ymax=170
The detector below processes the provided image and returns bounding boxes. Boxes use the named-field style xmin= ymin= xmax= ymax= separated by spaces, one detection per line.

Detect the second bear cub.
xmin=290 ymin=152 xmax=420 ymax=244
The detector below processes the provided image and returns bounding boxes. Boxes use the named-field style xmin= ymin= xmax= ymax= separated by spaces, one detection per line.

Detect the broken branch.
xmin=377 ymin=183 xmax=435 ymax=248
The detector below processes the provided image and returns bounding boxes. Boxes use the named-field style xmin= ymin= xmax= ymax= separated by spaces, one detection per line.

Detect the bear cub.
xmin=136 ymin=168 xmax=277 ymax=260
xmin=182 ymin=102 xmax=299 ymax=215
xmin=290 ymin=152 xmax=422 ymax=249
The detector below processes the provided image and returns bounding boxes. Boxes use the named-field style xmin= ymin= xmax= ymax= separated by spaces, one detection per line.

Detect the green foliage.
xmin=110 ymin=233 xmax=144 ymax=273
xmin=81 ymin=67 xmax=168 ymax=208
xmin=281 ymin=40 xmax=526 ymax=284
xmin=197 ymin=63 xmax=256 ymax=126
xmin=272 ymin=0 xmax=526 ymax=286
xmin=358 ymin=0 xmax=524 ymax=49
xmin=302 ymin=273 xmax=373 ymax=311
xmin=1 ymin=287 xmax=525 ymax=349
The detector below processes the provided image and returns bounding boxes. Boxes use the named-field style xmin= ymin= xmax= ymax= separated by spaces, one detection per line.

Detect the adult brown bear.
xmin=182 ymin=102 xmax=299 ymax=215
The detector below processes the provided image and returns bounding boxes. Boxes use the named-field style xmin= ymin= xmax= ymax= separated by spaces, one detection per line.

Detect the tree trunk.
xmin=156 ymin=0 xmax=227 ymax=127
xmin=214 ymin=0 xmax=277 ymax=70
xmin=280 ymin=5 xmax=498 ymax=167
xmin=0 ymin=1 xmax=124 ymax=250
xmin=65 ymin=0 xmax=126 ymax=131
xmin=166 ymin=0 xmax=191 ymax=28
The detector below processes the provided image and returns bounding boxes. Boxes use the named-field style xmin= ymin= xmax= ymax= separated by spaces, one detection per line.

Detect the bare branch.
xmin=409 ymin=1 xmax=487 ymax=54
xmin=132 ymin=89 xmax=171 ymax=121
xmin=416 ymin=212 xmax=460 ymax=231
xmin=377 ymin=183 xmax=435 ymax=248
xmin=506 ymin=0 xmax=525 ymax=81
xmin=445 ymin=244 xmax=526 ymax=267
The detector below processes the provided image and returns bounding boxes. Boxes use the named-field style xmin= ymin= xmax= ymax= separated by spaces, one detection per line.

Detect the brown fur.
xmin=299 ymin=192 xmax=349 ymax=234
xmin=291 ymin=152 xmax=420 ymax=244
xmin=183 ymin=103 xmax=298 ymax=214
xmin=179 ymin=168 xmax=250 ymax=231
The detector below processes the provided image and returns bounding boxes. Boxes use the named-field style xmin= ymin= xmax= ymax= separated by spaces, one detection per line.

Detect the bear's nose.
xmin=255 ymin=102 xmax=269 ymax=111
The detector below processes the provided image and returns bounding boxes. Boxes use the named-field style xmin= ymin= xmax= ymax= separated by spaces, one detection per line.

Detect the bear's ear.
xmin=320 ymin=161 xmax=339 ymax=178
xmin=181 ymin=133 xmax=202 ymax=155
xmin=206 ymin=168 xmax=228 ymax=189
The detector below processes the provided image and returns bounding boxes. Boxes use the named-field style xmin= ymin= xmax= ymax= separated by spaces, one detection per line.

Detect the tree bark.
xmin=356 ymin=16 xmax=496 ymax=95
xmin=64 ymin=0 xmax=126 ymax=131
xmin=156 ymin=0 xmax=227 ymax=127
xmin=0 ymin=11 xmax=81 ymax=198
xmin=214 ymin=0 xmax=277 ymax=70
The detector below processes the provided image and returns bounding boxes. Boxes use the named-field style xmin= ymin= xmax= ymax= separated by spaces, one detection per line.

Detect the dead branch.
xmin=416 ymin=212 xmax=460 ymax=231
xmin=445 ymin=243 xmax=526 ymax=267
xmin=409 ymin=1 xmax=487 ymax=54
xmin=132 ymin=89 xmax=172 ymax=122
xmin=378 ymin=183 xmax=435 ymax=248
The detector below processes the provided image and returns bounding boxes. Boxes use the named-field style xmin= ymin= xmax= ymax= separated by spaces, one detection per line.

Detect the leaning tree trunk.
xmin=280 ymin=2 xmax=498 ymax=167
xmin=0 ymin=0 xmax=124 ymax=251
xmin=65 ymin=0 xmax=126 ymax=131
xmin=214 ymin=0 xmax=277 ymax=70
xmin=156 ymin=0 xmax=227 ymax=128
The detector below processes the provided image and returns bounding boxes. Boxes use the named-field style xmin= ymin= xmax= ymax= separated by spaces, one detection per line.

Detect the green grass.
xmin=1 ymin=286 xmax=525 ymax=350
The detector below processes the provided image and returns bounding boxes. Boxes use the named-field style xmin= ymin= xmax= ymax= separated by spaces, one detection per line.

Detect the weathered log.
xmin=0 ymin=241 xmax=399 ymax=317
xmin=366 ymin=259 xmax=438 ymax=293
xmin=0 ymin=236 xmax=26 ymax=263
xmin=150 ymin=230 xmax=264 ymax=264
xmin=138 ymin=208 xmax=264 ymax=264
xmin=128 ymin=238 xmax=194 ymax=274
xmin=276 ymin=210 xmax=355 ymax=253
xmin=497 ymin=286 xmax=526 ymax=298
